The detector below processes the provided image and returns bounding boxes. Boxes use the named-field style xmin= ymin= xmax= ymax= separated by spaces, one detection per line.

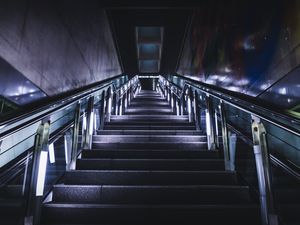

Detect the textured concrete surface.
xmin=0 ymin=0 xmax=121 ymax=96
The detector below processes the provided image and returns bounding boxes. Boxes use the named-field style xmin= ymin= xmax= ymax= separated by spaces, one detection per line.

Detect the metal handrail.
xmin=161 ymin=75 xmax=300 ymax=138
xmin=0 ymin=75 xmax=127 ymax=140
xmin=113 ymin=75 xmax=139 ymax=100
xmin=160 ymin=74 xmax=300 ymax=225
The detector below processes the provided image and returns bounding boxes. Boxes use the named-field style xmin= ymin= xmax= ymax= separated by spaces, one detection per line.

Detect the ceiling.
xmin=107 ymin=8 xmax=191 ymax=75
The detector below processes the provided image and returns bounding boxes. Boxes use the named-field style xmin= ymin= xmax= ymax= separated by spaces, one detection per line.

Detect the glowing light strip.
xmin=188 ymin=97 xmax=191 ymax=114
xmin=89 ymin=111 xmax=94 ymax=135
xmin=49 ymin=143 xmax=55 ymax=164
xmin=83 ymin=114 xmax=87 ymax=131
xmin=36 ymin=151 xmax=48 ymax=196
xmin=108 ymin=97 xmax=112 ymax=114
xmin=64 ymin=135 xmax=69 ymax=164
xmin=206 ymin=109 xmax=211 ymax=135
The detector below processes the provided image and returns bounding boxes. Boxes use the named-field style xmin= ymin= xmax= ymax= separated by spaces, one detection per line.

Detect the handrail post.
xmin=25 ymin=119 xmax=50 ymax=225
xmin=83 ymin=96 xmax=94 ymax=149
xmin=194 ymin=91 xmax=201 ymax=130
xmin=219 ymin=101 xmax=232 ymax=170
xmin=115 ymin=91 xmax=120 ymax=116
xmin=171 ymin=91 xmax=175 ymax=113
xmin=110 ymin=92 xmax=115 ymax=116
xmin=174 ymin=94 xmax=177 ymax=115
xmin=206 ymin=94 xmax=216 ymax=150
xmin=99 ymin=91 xmax=106 ymax=130
xmin=128 ymin=84 xmax=132 ymax=106
xmin=251 ymin=115 xmax=278 ymax=225
xmin=119 ymin=96 xmax=123 ymax=115
xmin=64 ymin=130 xmax=72 ymax=168
xmin=106 ymin=88 xmax=113 ymax=122
xmin=124 ymin=86 xmax=128 ymax=109
xmin=167 ymin=88 xmax=171 ymax=105
xmin=164 ymin=83 xmax=168 ymax=98
xmin=69 ymin=102 xmax=81 ymax=170
xmin=187 ymin=86 xmax=193 ymax=122
xmin=176 ymin=97 xmax=180 ymax=116
xmin=180 ymin=97 xmax=184 ymax=116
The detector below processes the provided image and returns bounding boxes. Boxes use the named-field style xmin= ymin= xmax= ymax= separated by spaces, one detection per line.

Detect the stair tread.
xmin=44 ymin=203 xmax=259 ymax=208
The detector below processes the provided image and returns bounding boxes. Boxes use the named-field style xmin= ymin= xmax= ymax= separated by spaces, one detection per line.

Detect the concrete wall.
xmin=0 ymin=0 xmax=121 ymax=96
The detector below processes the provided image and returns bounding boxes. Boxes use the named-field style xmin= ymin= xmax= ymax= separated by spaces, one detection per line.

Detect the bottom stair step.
xmin=42 ymin=204 xmax=261 ymax=225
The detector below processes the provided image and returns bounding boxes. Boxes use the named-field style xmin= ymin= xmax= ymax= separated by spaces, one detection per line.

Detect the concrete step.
xmin=129 ymin=101 xmax=169 ymax=106
xmin=92 ymin=142 xmax=207 ymax=150
xmin=81 ymin=149 xmax=220 ymax=159
xmin=92 ymin=135 xmax=206 ymax=143
xmin=42 ymin=203 xmax=260 ymax=225
xmin=97 ymin=130 xmax=202 ymax=135
xmin=76 ymin=159 xmax=225 ymax=171
xmin=52 ymin=185 xmax=252 ymax=204
xmin=103 ymin=125 xmax=196 ymax=130
xmin=64 ymin=170 xmax=238 ymax=185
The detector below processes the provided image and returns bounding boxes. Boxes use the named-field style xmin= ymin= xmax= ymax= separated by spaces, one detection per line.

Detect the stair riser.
xmin=81 ymin=150 xmax=221 ymax=159
xmin=52 ymin=185 xmax=251 ymax=204
xmin=97 ymin=130 xmax=202 ymax=135
xmin=92 ymin=142 xmax=207 ymax=150
xmin=42 ymin=205 xmax=260 ymax=225
xmin=103 ymin=126 xmax=196 ymax=130
xmin=76 ymin=159 xmax=225 ymax=171
xmin=106 ymin=122 xmax=191 ymax=126
xmin=92 ymin=135 xmax=207 ymax=143
xmin=64 ymin=171 xmax=238 ymax=185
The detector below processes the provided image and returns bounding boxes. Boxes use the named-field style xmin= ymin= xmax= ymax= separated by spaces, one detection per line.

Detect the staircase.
xmin=42 ymin=90 xmax=261 ymax=225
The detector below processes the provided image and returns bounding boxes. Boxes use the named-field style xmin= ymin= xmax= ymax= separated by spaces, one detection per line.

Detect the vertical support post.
xmin=99 ymin=91 xmax=106 ymax=130
xmin=106 ymin=88 xmax=112 ymax=122
xmin=174 ymin=94 xmax=178 ymax=114
xmin=83 ymin=96 xmax=94 ymax=149
xmin=122 ymin=94 xmax=126 ymax=114
xmin=164 ymin=84 xmax=168 ymax=99
xmin=128 ymin=85 xmax=131 ymax=106
xmin=171 ymin=92 xmax=174 ymax=113
xmin=124 ymin=90 xmax=128 ymax=109
xmin=194 ymin=91 xmax=200 ymax=131
xmin=111 ymin=92 xmax=116 ymax=115
xmin=64 ymin=130 xmax=72 ymax=166
xmin=119 ymin=97 xmax=123 ymax=116
xmin=205 ymin=94 xmax=216 ymax=150
xmin=26 ymin=120 xmax=50 ymax=225
xmin=228 ymin=131 xmax=237 ymax=171
xmin=176 ymin=97 xmax=180 ymax=116
xmin=115 ymin=93 xmax=119 ymax=116
xmin=69 ymin=102 xmax=81 ymax=170
xmin=219 ymin=100 xmax=231 ymax=169
xmin=180 ymin=97 xmax=184 ymax=116
xmin=187 ymin=87 xmax=193 ymax=123
xmin=214 ymin=110 xmax=219 ymax=148
xmin=251 ymin=116 xmax=278 ymax=225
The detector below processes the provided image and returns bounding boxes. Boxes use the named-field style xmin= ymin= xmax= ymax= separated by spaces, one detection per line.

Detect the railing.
xmin=0 ymin=74 xmax=140 ymax=225
xmin=158 ymin=74 xmax=300 ymax=225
